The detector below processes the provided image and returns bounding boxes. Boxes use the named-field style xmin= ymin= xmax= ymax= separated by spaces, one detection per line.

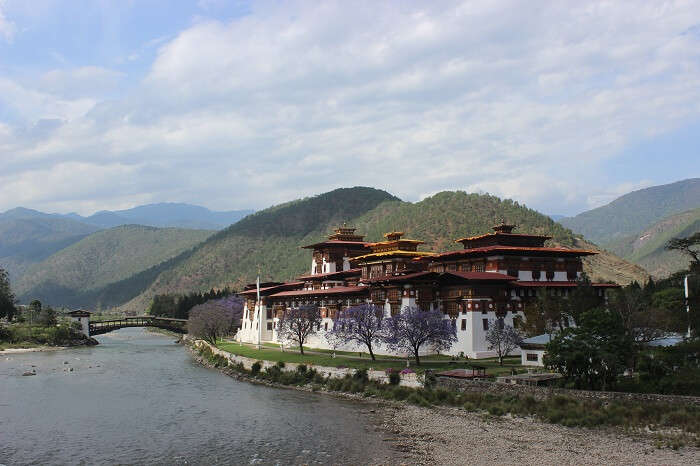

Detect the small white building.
xmin=66 ymin=309 xmax=91 ymax=337
xmin=519 ymin=333 xmax=554 ymax=367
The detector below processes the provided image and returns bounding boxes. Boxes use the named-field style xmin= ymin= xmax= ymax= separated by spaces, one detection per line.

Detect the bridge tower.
xmin=66 ymin=309 xmax=92 ymax=337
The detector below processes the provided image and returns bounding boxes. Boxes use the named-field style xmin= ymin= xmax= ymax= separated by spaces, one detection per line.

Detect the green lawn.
xmin=216 ymin=341 xmax=524 ymax=376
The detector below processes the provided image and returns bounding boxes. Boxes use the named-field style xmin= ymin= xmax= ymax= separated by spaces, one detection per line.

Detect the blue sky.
xmin=0 ymin=0 xmax=698 ymax=216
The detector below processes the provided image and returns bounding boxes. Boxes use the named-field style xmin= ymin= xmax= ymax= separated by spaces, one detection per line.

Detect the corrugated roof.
xmin=301 ymin=240 xmax=371 ymax=249
xmin=455 ymin=232 xmax=551 ymax=243
xmin=269 ymin=286 xmax=369 ymax=298
xmin=351 ymin=250 xmax=436 ymax=261
xmin=239 ymin=281 xmax=304 ymax=296
xmin=433 ymin=245 xmax=597 ymax=259
xmin=516 ymin=281 xmax=620 ymax=288
xmin=297 ymin=268 xmax=362 ymax=280
xmin=442 ymin=271 xmax=518 ymax=281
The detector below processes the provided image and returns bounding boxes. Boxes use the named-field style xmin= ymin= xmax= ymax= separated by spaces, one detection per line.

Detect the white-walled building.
xmin=237 ymin=223 xmax=617 ymax=359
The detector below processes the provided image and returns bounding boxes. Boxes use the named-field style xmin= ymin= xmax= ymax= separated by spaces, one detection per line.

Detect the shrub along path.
xmin=217 ymin=340 xmax=525 ymax=376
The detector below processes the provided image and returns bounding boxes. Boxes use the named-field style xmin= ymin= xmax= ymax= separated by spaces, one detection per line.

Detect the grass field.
xmin=216 ymin=341 xmax=523 ymax=376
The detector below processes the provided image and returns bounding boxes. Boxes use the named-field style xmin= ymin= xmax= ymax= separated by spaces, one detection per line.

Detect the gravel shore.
xmin=0 ymin=346 xmax=67 ymax=355
xmin=187 ymin=342 xmax=700 ymax=465
xmin=375 ymin=404 xmax=700 ymax=465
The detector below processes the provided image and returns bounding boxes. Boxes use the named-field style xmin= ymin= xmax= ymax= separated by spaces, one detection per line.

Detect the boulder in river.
xmin=22 ymin=371 xmax=36 ymax=376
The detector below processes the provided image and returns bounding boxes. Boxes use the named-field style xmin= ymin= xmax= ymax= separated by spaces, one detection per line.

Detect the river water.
xmin=0 ymin=328 xmax=394 ymax=465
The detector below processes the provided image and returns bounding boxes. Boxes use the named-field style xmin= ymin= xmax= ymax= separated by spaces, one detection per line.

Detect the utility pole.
xmin=256 ymin=269 xmax=262 ymax=350
xmin=685 ymin=275 xmax=692 ymax=339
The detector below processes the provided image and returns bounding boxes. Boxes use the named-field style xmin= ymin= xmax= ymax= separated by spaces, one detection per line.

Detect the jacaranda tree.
xmin=383 ymin=305 xmax=457 ymax=365
xmin=188 ymin=296 xmax=244 ymax=345
xmin=485 ymin=320 xmax=522 ymax=365
xmin=277 ymin=305 xmax=322 ymax=355
xmin=328 ymin=304 xmax=385 ymax=360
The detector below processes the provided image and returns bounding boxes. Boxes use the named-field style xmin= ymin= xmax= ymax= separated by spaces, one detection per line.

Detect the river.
xmin=0 ymin=328 xmax=394 ymax=465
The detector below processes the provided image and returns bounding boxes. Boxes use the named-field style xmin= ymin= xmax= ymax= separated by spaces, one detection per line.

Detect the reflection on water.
xmin=0 ymin=328 xmax=391 ymax=465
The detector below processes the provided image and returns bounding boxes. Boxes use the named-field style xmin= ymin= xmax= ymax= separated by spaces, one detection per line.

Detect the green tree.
xmin=36 ymin=307 xmax=58 ymax=327
xmin=545 ymin=307 xmax=634 ymax=391
xmin=667 ymin=232 xmax=700 ymax=273
xmin=0 ymin=268 xmax=17 ymax=321
xmin=149 ymin=294 xmax=178 ymax=317
xmin=521 ymin=290 xmax=568 ymax=337
xmin=608 ymin=286 xmax=669 ymax=345
xmin=565 ymin=274 xmax=600 ymax=324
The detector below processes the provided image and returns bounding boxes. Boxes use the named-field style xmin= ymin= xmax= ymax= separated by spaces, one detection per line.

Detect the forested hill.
xmin=604 ymin=207 xmax=700 ymax=278
xmin=0 ymin=215 xmax=99 ymax=282
xmin=560 ymin=178 xmax=700 ymax=245
xmin=15 ymin=225 xmax=213 ymax=309
xmin=117 ymin=188 xmax=647 ymax=313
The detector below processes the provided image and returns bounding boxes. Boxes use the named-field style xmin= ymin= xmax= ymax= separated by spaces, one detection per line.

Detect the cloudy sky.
xmin=0 ymin=0 xmax=698 ymax=216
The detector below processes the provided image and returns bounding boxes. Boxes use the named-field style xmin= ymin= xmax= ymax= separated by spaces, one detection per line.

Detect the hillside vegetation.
xmin=604 ymin=208 xmax=700 ymax=278
xmin=68 ymin=203 xmax=254 ymax=230
xmin=16 ymin=225 xmax=212 ymax=309
xmin=560 ymin=178 xmax=700 ymax=244
xmin=118 ymin=187 xmax=647 ymax=312
xmin=0 ymin=215 xmax=99 ymax=281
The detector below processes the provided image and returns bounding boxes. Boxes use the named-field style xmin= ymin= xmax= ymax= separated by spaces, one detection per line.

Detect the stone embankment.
xmin=188 ymin=337 xmax=423 ymax=387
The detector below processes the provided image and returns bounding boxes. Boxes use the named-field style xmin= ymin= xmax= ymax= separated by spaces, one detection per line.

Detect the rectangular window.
xmin=267 ymin=322 xmax=272 ymax=331
xmin=527 ymin=353 xmax=538 ymax=362
xmin=461 ymin=319 xmax=466 ymax=331
xmin=482 ymin=319 xmax=489 ymax=331
xmin=388 ymin=289 xmax=400 ymax=301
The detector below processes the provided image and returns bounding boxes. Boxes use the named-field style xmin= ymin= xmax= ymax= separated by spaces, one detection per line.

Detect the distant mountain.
xmin=15 ymin=225 xmax=213 ymax=309
xmin=548 ymin=214 xmax=566 ymax=221
xmin=75 ymin=203 xmax=254 ymax=230
xmin=0 ymin=214 xmax=99 ymax=281
xmin=560 ymin=178 xmax=700 ymax=245
xmin=604 ymin=208 xmax=700 ymax=278
xmin=114 ymin=187 xmax=647 ymax=313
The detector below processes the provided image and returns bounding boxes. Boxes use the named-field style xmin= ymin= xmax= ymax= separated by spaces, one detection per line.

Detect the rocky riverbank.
xmin=380 ymin=404 xmax=700 ymax=465
xmin=186 ymin=341 xmax=700 ymax=465
xmin=0 ymin=337 xmax=97 ymax=354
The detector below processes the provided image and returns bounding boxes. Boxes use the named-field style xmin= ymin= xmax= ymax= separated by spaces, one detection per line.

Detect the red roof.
xmin=455 ymin=232 xmax=551 ymax=243
xmin=442 ymin=271 xmax=518 ymax=281
xmin=297 ymin=268 xmax=361 ymax=280
xmin=239 ymin=281 xmax=304 ymax=296
xmin=269 ymin=286 xmax=369 ymax=298
xmin=516 ymin=281 xmax=620 ymax=288
xmin=432 ymin=245 xmax=596 ymax=259
xmin=301 ymin=240 xmax=371 ymax=249
xmin=363 ymin=271 xmax=439 ymax=283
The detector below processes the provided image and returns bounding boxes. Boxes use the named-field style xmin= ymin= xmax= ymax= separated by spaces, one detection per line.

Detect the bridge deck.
xmin=89 ymin=316 xmax=188 ymax=336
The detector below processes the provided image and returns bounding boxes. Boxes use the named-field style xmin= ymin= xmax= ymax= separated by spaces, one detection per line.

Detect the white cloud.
xmin=0 ymin=0 xmax=15 ymax=42
xmin=1 ymin=0 xmax=700 ymax=215
xmin=39 ymin=66 xmax=126 ymax=99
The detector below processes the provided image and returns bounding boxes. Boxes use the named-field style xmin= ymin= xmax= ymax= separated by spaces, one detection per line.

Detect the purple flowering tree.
xmin=382 ymin=305 xmax=457 ymax=365
xmin=277 ymin=305 xmax=321 ymax=355
xmin=485 ymin=320 xmax=523 ymax=365
xmin=188 ymin=296 xmax=244 ymax=345
xmin=328 ymin=304 xmax=384 ymax=360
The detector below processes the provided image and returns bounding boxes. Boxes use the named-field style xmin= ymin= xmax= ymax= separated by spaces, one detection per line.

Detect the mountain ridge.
xmin=559 ymin=178 xmax=700 ymax=244
xmin=115 ymin=188 xmax=647 ymax=313
xmin=15 ymin=225 xmax=213 ymax=309
xmin=1 ymin=202 xmax=255 ymax=231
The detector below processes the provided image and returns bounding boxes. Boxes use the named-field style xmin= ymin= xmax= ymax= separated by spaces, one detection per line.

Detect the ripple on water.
xmin=0 ymin=328 xmax=393 ymax=465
